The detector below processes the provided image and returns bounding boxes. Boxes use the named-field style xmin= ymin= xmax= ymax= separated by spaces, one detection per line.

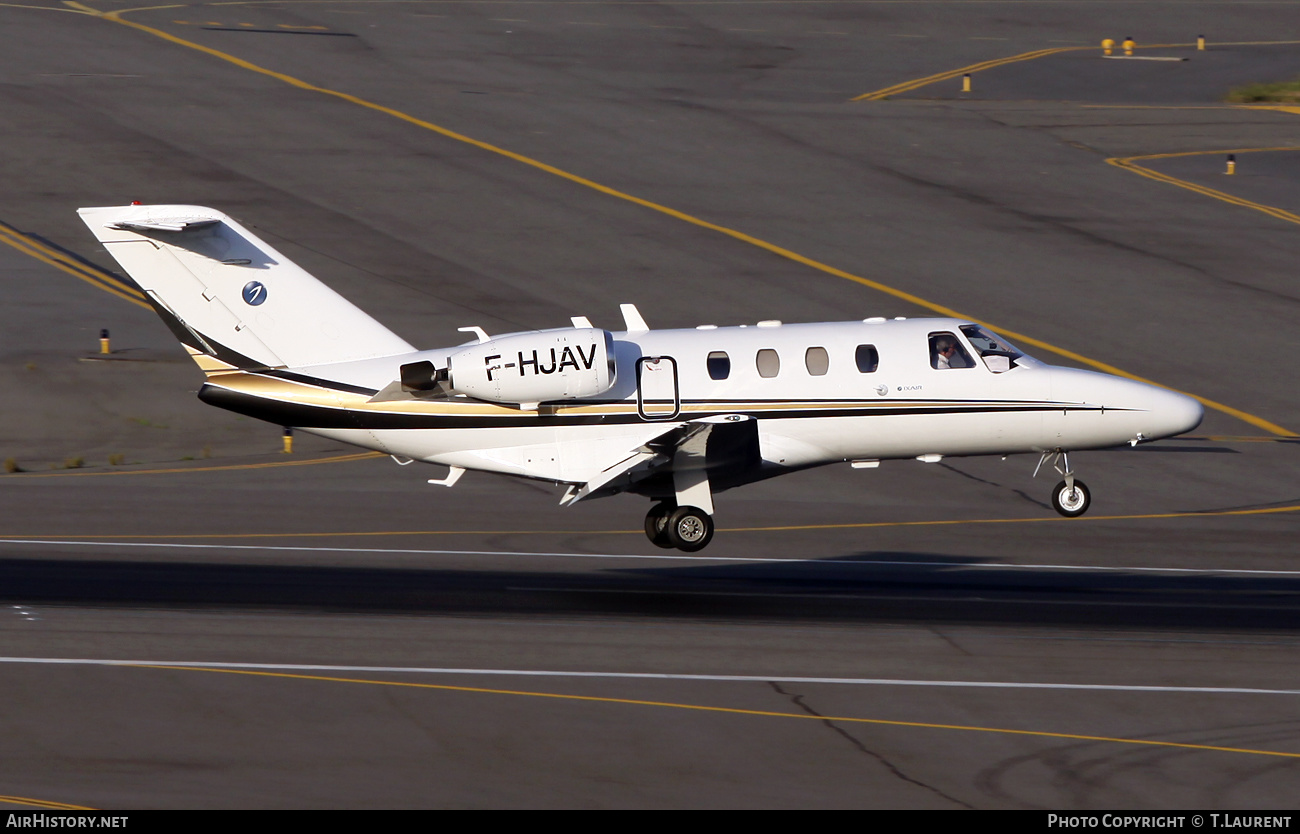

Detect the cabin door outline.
xmin=636 ymin=356 xmax=680 ymax=420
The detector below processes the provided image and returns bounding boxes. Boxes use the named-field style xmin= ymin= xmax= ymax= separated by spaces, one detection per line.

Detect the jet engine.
xmin=438 ymin=328 xmax=616 ymax=405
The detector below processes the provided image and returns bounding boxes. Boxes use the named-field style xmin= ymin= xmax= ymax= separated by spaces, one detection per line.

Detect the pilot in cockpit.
xmin=933 ymin=336 xmax=963 ymax=369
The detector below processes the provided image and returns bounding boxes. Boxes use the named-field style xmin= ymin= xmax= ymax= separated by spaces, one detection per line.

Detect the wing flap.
xmin=559 ymin=414 xmax=756 ymax=506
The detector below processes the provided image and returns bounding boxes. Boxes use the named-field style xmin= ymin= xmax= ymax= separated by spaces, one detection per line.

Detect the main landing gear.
xmin=645 ymin=502 xmax=714 ymax=552
xmin=1035 ymin=449 xmax=1091 ymax=518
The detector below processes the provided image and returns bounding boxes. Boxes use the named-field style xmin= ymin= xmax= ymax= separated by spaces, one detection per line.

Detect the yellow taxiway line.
xmin=855 ymin=39 xmax=1300 ymax=101
xmin=127 ymin=663 xmax=1300 ymax=760
xmin=5 ymin=451 xmax=383 ymax=479
xmin=0 ymin=796 xmax=93 ymax=810
xmin=40 ymin=4 xmax=1297 ymax=437
xmin=5 ymin=500 xmax=1297 ymax=540
xmin=0 ymin=220 xmax=149 ymax=309
xmin=854 ymin=45 xmax=1088 ymax=100
xmin=1107 ymin=147 xmax=1300 ymax=227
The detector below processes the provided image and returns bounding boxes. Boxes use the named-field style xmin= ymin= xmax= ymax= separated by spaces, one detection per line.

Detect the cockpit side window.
xmin=929 ymin=332 xmax=973 ymax=370
xmin=959 ymin=325 xmax=1023 ymax=373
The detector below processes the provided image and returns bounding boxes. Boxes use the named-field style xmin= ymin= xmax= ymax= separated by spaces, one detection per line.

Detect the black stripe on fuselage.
xmin=258 ymin=369 xmax=380 ymax=397
xmin=198 ymin=384 xmax=1119 ymax=430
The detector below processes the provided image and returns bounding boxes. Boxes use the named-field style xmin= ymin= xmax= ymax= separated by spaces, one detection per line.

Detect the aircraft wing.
xmin=559 ymin=414 xmax=756 ymax=506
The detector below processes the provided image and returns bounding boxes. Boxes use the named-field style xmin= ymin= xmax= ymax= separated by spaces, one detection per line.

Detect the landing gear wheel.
xmin=666 ymin=506 xmax=714 ymax=552
xmin=644 ymin=502 xmax=676 ymax=549
xmin=1052 ymin=479 xmax=1091 ymax=517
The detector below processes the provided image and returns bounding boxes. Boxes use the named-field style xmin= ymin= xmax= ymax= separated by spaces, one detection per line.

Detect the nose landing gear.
xmin=1051 ymin=478 xmax=1091 ymax=517
xmin=1035 ymin=449 xmax=1092 ymax=518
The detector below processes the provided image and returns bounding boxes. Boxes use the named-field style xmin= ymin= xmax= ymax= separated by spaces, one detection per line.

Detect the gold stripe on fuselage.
xmin=211 ymin=371 xmax=1061 ymax=421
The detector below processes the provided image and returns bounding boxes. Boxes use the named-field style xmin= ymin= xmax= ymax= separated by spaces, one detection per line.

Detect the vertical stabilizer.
xmin=77 ymin=205 xmax=414 ymax=370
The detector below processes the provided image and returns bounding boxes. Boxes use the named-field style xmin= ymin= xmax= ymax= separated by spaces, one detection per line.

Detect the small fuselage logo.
xmin=242 ymin=281 xmax=268 ymax=306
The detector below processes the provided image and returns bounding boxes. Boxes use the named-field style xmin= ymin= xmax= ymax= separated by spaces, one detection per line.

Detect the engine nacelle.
xmin=447 ymin=328 xmax=616 ymax=405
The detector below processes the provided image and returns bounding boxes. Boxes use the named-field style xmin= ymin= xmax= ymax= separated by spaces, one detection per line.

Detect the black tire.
xmin=644 ymin=502 xmax=676 ymax=548
xmin=666 ymin=506 xmax=714 ymax=552
xmin=1051 ymin=479 xmax=1091 ymax=517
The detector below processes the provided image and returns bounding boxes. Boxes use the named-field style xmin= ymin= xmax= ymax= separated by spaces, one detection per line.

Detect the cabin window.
xmin=929 ymin=332 xmax=974 ymax=370
xmin=855 ymin=344 xmax=879 ymax=373
xmin=756 ymin=349 xmax=780 ymax=378
xmin=707 ymin=351 xmax=731 ymax=380
xmin=805 ymin=347 xmax=829 ymax=376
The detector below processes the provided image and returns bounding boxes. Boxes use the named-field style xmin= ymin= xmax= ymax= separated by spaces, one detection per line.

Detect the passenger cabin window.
xmin=805 ymin=346 xmax=829 ymax=376
xmin=756 ymin=349 xmax=780 ymax=378
xmin=929 ymin=332 xmax=974 ymax=370
xmin=707 ymin=351 xmax=731 ymax=380
xmin=855 ymin=344 xmax=879 ymax=373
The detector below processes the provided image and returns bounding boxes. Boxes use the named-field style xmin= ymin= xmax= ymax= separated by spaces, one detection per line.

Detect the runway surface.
xmin=1 ymin=0 xmax=1298 ymax=809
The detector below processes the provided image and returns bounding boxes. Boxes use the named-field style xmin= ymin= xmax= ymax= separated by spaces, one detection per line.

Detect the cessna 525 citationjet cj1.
xmin=79 ymin=205 xmax=1203 ymax=551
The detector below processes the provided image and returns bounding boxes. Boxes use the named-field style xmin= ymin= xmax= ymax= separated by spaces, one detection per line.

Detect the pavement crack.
xmin=768 ymin=681 xmax=973 ymax=808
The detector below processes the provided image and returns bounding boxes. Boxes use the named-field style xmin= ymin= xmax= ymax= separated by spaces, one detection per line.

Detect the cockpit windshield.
xmin=960 ymin=325 xmax=1026 ymax=373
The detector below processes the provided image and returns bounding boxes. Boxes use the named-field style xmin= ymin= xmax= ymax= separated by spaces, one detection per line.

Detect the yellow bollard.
xmin=1122 ymin=37 xmax=1135 ymax=56
xmin=282 ymin=426 xmax=294 ymax=454
xmin=1197 ymin=34 xmax=1206 ymax=51
xmin=99 ymin=328 xmax=110 ymax=355
xmin=1226 ymin=154 xmax=1236 ymax=175
xmin=961 ymin=73 xmax=971 ymax=93
xmin=1101 ymin=38 xmax=1114 ymax=56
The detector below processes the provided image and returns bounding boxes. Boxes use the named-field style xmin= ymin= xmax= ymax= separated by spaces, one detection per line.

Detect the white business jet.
xmin=79 ymin=205 xmax=1203 ymax=551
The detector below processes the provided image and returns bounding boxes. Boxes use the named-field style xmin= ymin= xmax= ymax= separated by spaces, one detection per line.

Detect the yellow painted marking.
xmin=855 ymin=45 xmax=1086 ymax=100
xmin=75 ymin=8 xmax=1294 ymax=437
xmin=726 ymin=503 xmax=1300 ymax=534
xmin=126 ymin=664 xmax=1300 ymax=760
xmin=6 ymin=451 xmax=382 ymax=479
xmin=855 ymin=38 xmax=1300 ymax=101
xmin=1108 ymin=148 xmax=1300 ymax=227
xmin=7 ymin=502 xmax=1298 ymax=540
xmin=0 ymin=796 xmax=93 ymax=810
xmin=0 ymin=224 xmax=150 ymax=309
xmin=4 ymin=2 xmax=83 ymax=9
xmin=1249 ymin=104 xmax=1300 ymax=116
xmin=60 ymin=1 xmax=100 ymax=13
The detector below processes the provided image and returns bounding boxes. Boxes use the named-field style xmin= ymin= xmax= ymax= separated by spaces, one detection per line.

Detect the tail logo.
xmin=242 ymin=281 xmax=268 ymax=306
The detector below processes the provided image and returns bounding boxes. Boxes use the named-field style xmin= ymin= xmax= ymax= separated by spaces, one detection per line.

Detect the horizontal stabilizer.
xmin=107 ymin=216 xmax=221 ymax=233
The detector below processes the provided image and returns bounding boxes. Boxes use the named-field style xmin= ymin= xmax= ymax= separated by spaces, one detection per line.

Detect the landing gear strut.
xmin=1034 ymin=449 xmax=1091 ymax=518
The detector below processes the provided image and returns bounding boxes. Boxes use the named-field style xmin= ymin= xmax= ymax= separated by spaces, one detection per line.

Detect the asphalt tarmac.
xmin=1 ymin=0 xmax=1298 ymax=809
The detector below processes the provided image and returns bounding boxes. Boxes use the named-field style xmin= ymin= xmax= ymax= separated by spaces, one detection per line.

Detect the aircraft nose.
xmin=1138 ymin=383 xmax=1204 ymax=440
xmin=1050 ymin=368 xmax=1204 ymax=444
